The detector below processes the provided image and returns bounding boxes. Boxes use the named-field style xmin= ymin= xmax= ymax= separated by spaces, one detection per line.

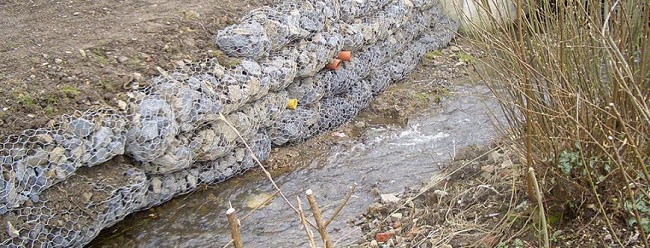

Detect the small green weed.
xmin=18 ymin=94 xmax=37 ymax=109
xmin=60 ymin=85 xmax=80 ymax=97
xmin=496 ymin=238 xmax=525 ymax=248
xmin=456 ymin=51 xmax=475 ymax=64
xmin=558 ymin=150 xmax=580 ymax=175
xmin=624 ymin=195 xmax=650 ymax=234
xmin=90 ymin=48 xmax=109 ymax=66
xmin=424 ymin=50 xmax=442 ymax=59
xmin=45 ymin=105 xmax=55 ymax=115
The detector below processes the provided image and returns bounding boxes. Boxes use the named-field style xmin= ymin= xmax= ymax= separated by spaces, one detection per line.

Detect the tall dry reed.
xmin=466 ymin=0 xmax=649 ymax=245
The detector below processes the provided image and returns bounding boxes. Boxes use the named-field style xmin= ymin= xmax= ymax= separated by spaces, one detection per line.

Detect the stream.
xmin=89 ymin=79 xmax=503 ymax=247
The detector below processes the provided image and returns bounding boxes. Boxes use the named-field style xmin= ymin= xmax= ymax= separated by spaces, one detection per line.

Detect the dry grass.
xmin=464 ymin=0 xmax=649 ymax=246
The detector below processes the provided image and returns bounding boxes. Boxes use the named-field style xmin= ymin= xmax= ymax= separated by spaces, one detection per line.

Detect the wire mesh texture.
xmin=0 ymin=0 xmax=458 ymax=246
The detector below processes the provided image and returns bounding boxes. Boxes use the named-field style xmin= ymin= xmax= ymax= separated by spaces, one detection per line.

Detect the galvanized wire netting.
xmin=0 ymin=0 xmax=458 ymax=246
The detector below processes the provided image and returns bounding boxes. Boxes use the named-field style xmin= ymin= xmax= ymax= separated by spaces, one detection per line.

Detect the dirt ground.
xmin=353 ymin=140 xmax=643 ymax=248
xmin=0 ymin=0 xmax=274 ymax=139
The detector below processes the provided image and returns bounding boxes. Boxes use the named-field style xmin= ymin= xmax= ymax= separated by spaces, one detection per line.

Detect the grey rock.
xmin=23 ymin=148 xmax=49 ymax=167
xmin=29 ymin=193 xmax=39 ymax=203
xmin=138 ymin=98 xmax=172 ymax=118
xmin=70 ymin=145 xmax=85 ymax=160
xmin=107 ymin=141 xmax=125 ymax=155
xmin=89 ymin=148 xmax=110 ymax=165
xmin=92 ymin=127 xmax=113 ymax=148
xmin=35 ymin=133 xmax=54 ymax=144
xmin=240 ymin=60 xmax=262 ymax=76
xmin=139 ymin=120 xmax=160 ymax=141
xmin=216 ymin=21 xmax=271 ymax=59
xmin=69 ymin=118 xmax=95 ymax=137
xmin=150 ymin=177 xmax=162 ymax=194
xmin=49 ymin=146 xmax=66 ymax=165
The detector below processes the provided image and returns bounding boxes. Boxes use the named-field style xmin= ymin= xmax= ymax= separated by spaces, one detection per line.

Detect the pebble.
xmin=116 ymin=100 xmax=128 ymax=110
xmin=6 ymin=221 xmax=19 ymax=238
xmin=36 ymin=133 xmax=54 ymax=144
xmin=116 ymin=56 xmax=129 ymax=63
xmin=132 ymin=72 xmax=143 ymax=82
xmin=433 ymin=189 xmax=448 ymax=197
xmin=55 ymin=58 xmax=63 ymax=64
xmin=390 ymin=212 xmax=403 ymax=222
xmin=488 ymin=151 xmax=503 ymax=163
xmin=82 ymin=192 xmax=93 ymax=202
xmin=481 ymin=165 xmax=496 ymax=174
xmin=380 ymin=193 xmax=400 ymax=204
xmin=367 ymin=202 xmax=385 ymax=215
xmin=449 ymin=45 xmax=461 ymax=52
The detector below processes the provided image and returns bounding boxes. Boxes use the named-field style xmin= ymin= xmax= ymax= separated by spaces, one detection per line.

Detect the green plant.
xmin=558 ymin=150 xmax=579 ymax=175
xmin=625 ymin=195 xmax=650 ymax=234
xmin=45 ymin=105 xmax=55 ymax=115
xmin=18 ymin=94 xmax=37 ymax=109
xmin=496 ymin=238 xmax=525 ymax=248
xmin=424 ymin=50 xmax=442 ymax=59
xmin=456 ymin=51 xmax=475 ymax=64
xmin=60 ymin=85 xmax=80 ymax=97
xmin=90 ymin=48 xmax=109 ymax=66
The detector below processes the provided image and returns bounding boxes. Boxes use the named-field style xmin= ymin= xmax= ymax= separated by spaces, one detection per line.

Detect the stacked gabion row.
xmin=0 ymin=0 xmax=458 ymax=246
xmin=0 ymin=109 xmax=128 ymax=215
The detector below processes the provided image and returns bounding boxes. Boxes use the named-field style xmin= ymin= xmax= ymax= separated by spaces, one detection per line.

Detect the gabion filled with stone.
xmin=0 ymin=0 xmax=458 ymax=246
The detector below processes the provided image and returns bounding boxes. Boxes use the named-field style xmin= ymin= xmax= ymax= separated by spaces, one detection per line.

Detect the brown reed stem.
xmin=218 ymin=113 xmax=317 ymax=229
xmin=324 ymin=183 xmax=357 ymax=227
xmin=306 ymin=189 xmax=333 ymax=248
xmin=226 ymin=208 xmax=243 ymax=248
xmin=528 ymin=168 xmax=549 ymax=248
xmin=297 ymin=196 xmax=317 ymax=248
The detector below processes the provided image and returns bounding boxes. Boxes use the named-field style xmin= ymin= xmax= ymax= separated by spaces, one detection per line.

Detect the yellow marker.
xmin=287 ymin=98 xmax=298 ymax=110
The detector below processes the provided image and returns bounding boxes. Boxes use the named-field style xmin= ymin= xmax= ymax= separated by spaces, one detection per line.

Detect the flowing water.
xmin=90 ymin=80 xmax=503 ymax=247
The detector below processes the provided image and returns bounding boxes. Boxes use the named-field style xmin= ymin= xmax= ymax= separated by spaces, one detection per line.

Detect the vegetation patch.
xmin=466 ymin=0 xmax=650 ymax=246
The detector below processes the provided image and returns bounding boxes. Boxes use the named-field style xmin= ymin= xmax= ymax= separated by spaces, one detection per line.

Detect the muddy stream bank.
xmin=89 ymin=43 xmax=504 ymax=247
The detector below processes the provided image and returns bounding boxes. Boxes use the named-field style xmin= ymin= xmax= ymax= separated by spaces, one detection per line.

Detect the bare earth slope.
xmin=0 ymin=0 xmax=274 ymax=139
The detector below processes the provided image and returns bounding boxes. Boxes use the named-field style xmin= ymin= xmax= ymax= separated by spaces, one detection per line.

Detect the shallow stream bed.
xmin=89 ymin=45 xmax=505 ymax=248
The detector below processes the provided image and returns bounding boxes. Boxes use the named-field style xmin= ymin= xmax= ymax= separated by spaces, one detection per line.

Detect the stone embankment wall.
xmin=0 ymin=0 xmax=457 ymax=246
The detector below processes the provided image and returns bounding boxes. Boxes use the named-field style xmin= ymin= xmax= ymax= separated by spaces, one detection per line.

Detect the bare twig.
xmin=324 ymin=183 xmax=357 ymax=227
xmin=218 ymin=113 xmax=317 ymax=229
xmin=226 ymin=208 xmax=243 ymax=248
xmin=297 ymin=197 xmax=317 ymax=248
xmin=528 ymin=168 xmax=549 ymax=248
xmin=306 ymin=189 xmax=333 ymax=248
